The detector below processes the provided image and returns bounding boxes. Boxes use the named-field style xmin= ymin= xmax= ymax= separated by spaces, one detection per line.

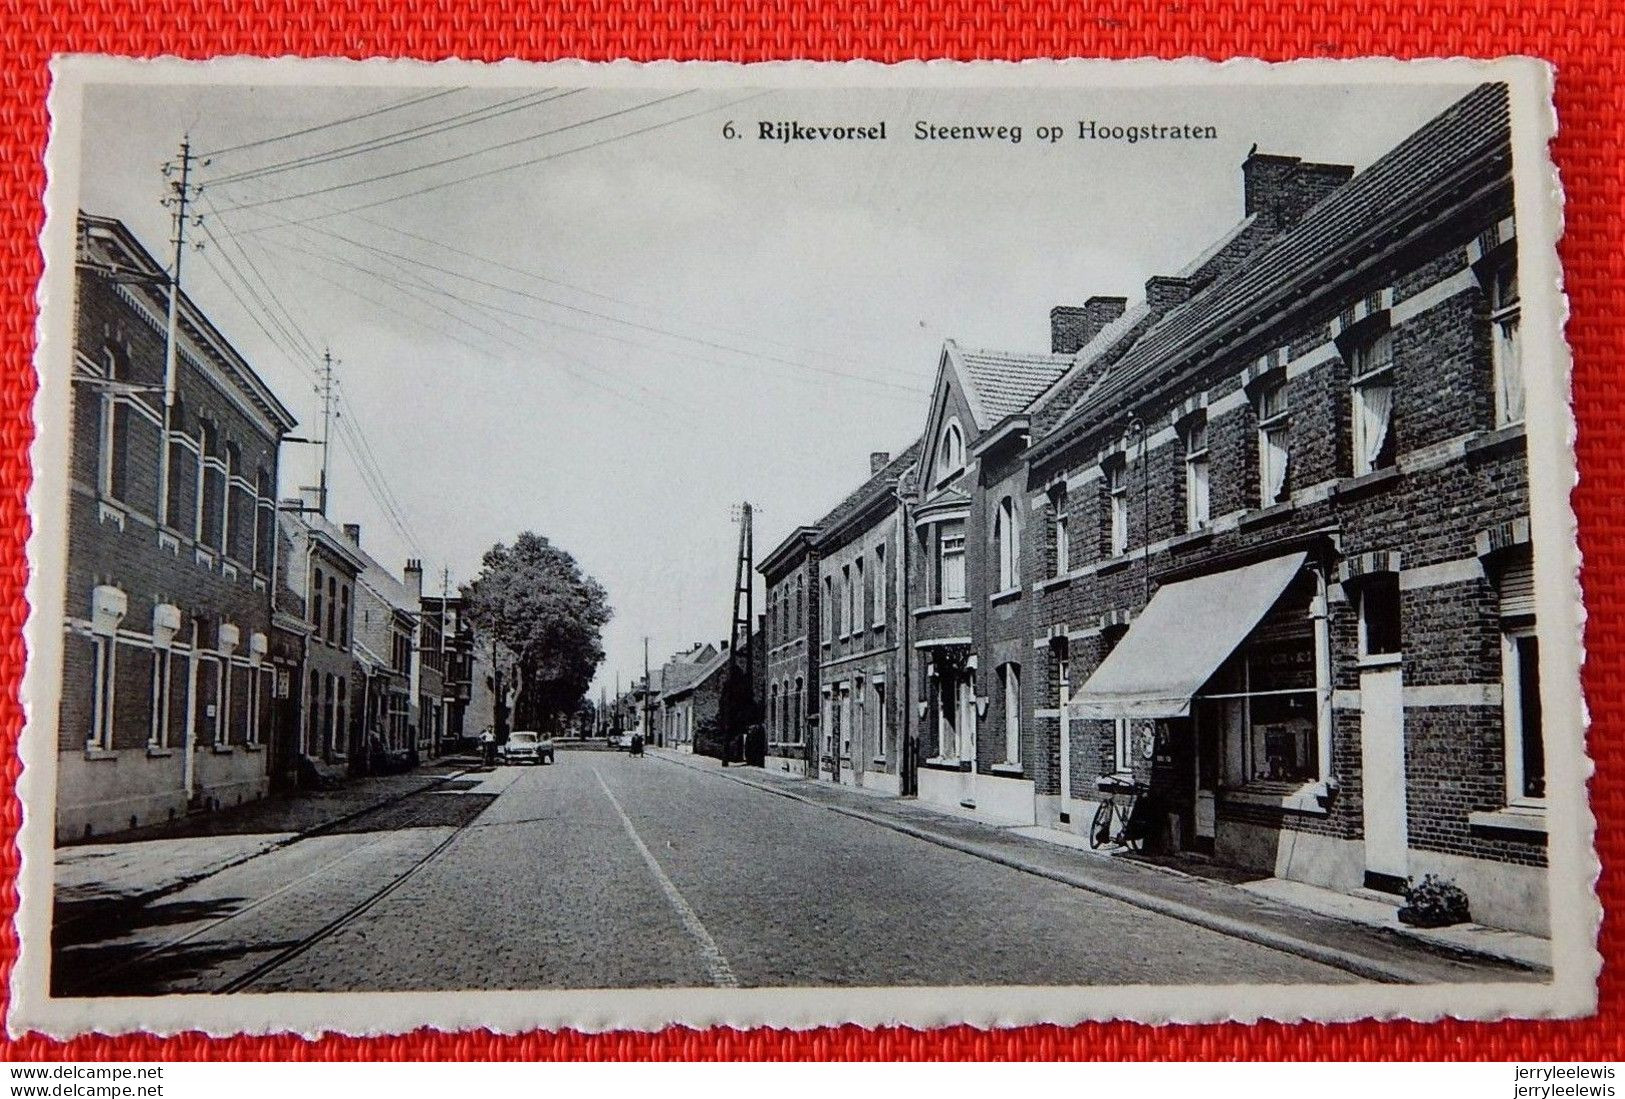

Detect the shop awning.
xmin=1067 ymin=552 xmax=1309 ymax=720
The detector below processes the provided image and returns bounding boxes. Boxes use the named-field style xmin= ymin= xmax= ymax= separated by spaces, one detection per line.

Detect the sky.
xmin=69 ymin=70 xmax=1478 ymax=699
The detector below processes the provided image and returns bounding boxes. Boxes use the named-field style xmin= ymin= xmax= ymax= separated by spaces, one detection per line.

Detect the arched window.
xmin=994 ymin=496 xmax=1019 ymax=591
xmin=336 ymin=677 xmax=349 ymax=757
xmin=936 ymin=419 xmax=965 ymax=482
xmin=197 ymin=419 xmax=220 ymax=544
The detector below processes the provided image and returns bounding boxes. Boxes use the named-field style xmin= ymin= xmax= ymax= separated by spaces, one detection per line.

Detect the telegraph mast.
xmin=719 ymin=502 xmax=756 ymax=765
xmin=156 ymin=135 xmax=201 ymax=528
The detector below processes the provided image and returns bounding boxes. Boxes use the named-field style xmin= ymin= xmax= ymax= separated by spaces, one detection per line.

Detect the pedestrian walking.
xmin=479 ymin=726 xmax=496 ymax=767
xmin=630 ymin=731 xmax=644 ymax=757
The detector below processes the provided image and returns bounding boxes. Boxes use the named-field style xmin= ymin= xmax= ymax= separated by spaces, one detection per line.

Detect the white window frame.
xmin=1051 ymin=486 xmax=1069 ymax=577
xmin=1501 ymin=624 xmax=1545 ymax=807
xmin=1001 ymin=663 xmax=1021 ymax=766
xmin=1107 ymin=459 xmax=1128 ymax=557
xmin=1256 ymin=380 xmax=1291 ymax=504
xmin=871 ymin=544 xmax=886 ymax=627
xmin=937 ymin=418 xmax=965 ymax=483
xmin=1490 ymin=261 xmax=1523 ymax=429
xmin=149 ymin=647 xmax=173 ymax=748
xmin=1113 ymin=717 xmax=1133 ymax=776
xmin=853 ymin=557 xmax=865 ymax=637
xmin=88 ymin=635 xmax=117 ymax=751
xmin=994 ymin=497 xmax=1019 ymax=591
xmin=873 ymin=680 xmax=887 ymax=762
xmin=938 ymin=521 xmax=967 ymax=603
xmin=1183 ymin=417 xmax=1210 ymax=531
xmin=1350 ymin=329 xmax=1396 ymax=477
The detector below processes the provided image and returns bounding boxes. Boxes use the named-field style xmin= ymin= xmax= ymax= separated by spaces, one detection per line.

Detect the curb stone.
xmin=652 ymin=752 xmax=1446 ymax=985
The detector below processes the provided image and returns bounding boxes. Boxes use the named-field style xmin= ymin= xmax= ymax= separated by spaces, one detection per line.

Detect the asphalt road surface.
xmin=55 ymin=751 xmax=1451 ymax=994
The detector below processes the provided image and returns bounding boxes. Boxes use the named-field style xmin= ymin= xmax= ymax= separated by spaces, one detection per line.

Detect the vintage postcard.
xmin=11 ymin=56 xmax=1594 ymax=1037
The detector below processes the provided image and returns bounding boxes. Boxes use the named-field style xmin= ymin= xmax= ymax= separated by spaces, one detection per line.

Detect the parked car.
xmin=614 ymin=731 xmax=636 ymax=750
xmin=502 ymin=730 xmax=555 ymax=765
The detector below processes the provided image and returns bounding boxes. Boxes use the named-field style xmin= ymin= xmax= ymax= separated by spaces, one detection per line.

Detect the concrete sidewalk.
xmin=650 ymin=748 xmax=1548 ymax=984
xmin=55 ymin=761 xmax=473 ymax=908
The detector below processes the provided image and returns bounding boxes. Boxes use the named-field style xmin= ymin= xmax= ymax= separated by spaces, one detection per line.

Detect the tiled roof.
xmin=956 ymin=347 xmax=1073 ymax=426
xmin=665 ymin=647 xmax=732 ymax=699
xmin=813 ymin=438 xmax=923 ymax=545
xmin=1085 ymin=83 xmax=1510 ymax=413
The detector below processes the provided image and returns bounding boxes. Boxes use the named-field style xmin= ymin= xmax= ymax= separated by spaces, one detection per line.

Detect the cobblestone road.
xmin=55 ymin=751 xmax=1522 ymax=995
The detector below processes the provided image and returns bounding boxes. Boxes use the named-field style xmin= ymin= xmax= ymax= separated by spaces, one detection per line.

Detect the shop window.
xmin=1359 ymin=573 xmax=1403 ymax=658
xmin=1256 ymin=379 xmax=1291 ymax=504
xmin=1182 ymin=416 xmax=1210 ymax=531
xmin=1350 ymin=328 xmax=1397 ymax=475
xmin=1488 ymin=259 xmax=1523 ymax=427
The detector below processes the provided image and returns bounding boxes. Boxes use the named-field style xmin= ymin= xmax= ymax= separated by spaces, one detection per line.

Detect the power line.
xmin=203 ymin=91 xmax=579 ymax=187
xmin=230 ymin=203 xmax=927 ymax=397
xmin=197 ymin=89 xmax=461 ymax=159
xmin=212 ymin=91 xmax=695 ymax=215
xmin=197 ymin=204 xmax=324 ymax=365
xmin=259 ymin=225 xmax=920 ymax=410
xmin=227 ymin=91 xmax=772 ymax=228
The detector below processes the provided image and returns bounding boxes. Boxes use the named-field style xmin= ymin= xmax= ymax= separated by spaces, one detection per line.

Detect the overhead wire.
xmin=198 ymin=89 xmax=462 ymax=159
xmin=224 ymin=91 xmax=772 ymax=228
xmin=212 ymin=90 xmax=696 ymax=215
xmin=203 ymin=90 xmax=579 ymax=187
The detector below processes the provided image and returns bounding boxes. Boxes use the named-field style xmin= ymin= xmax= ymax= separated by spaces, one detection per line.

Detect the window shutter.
xmin=1499 ymin=557 xmax=1535 ymax=619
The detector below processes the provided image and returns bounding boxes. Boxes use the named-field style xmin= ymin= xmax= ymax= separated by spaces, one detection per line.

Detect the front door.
xmin=1359 ymin=664 xmax=1409 ymax=892
xmin=1193 ymin=704 xmax=1221 ymax=855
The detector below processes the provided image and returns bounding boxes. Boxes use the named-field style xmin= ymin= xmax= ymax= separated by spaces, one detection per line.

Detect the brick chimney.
xmin=343 ymin=523 xmax=360 ymax=545
xmin=1145 ymin=275 xmax=1196 ymax=312
xmin=1243 ymin=151 xmax=1354 ymax=229
xmin=404 ymin=558 xmax=423 ymax=602
xmin=1050 ymin=296 xmax=1128 ymax=354
xmin=870 ymin=451 xmax=891 ymax=474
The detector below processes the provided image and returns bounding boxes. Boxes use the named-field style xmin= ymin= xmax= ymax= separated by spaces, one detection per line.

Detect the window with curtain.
xmin=938 ymin=520 xmax=966 ymax=602
xmin=1350 ymin=328 xmax=1396 ymax=475
xmin=1002 ymin=663 xmax=1021 ymax=765
xmin=1182 ymin=416 xmax=1210 ymax=531
xmin=1107 ymin=457 xmax=1128 ymax=556
xmin=1256 ymin=379 xmax=1291 ymax=503
xmin=1050 ymin=485 xmax=1069 ymax=576
xmin=994 ymin=497 xmax=1019 ymax=590
xmin=1490 ymin=260 xmax=1523 ymax=427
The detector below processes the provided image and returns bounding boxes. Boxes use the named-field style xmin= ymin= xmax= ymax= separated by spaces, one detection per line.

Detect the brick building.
xmin=760 ymin=528 xmax=820 ymax=776
xmin=1024 ymin=83 xmax=1548 ymax=934
xmin=404 ymin=560 xmax=445 ymax=759
xmin=347 ymin=528 xmax=416 ymax=769
xmin=273 ymin=510 xmax=365 ymax=785
xmin=58 ymin=214 xmax=298 ymax=839
xmin=907 ymin=344 xmax=1071 ymax=822
xmin=813 ymin=444 xmax=919 ymax=793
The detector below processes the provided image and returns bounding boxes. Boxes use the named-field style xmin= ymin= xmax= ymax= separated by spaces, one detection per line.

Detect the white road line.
xmin=591 ymin=766 xmax=739 ymax=989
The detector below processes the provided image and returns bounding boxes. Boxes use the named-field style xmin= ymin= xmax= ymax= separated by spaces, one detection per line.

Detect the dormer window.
xmin=936 ymin=419 xmax=965 ymax=483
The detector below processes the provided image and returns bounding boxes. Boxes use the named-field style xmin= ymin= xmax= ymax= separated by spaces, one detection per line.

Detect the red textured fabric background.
xmin=1 ymin=0 xmax=1621 ymax=1062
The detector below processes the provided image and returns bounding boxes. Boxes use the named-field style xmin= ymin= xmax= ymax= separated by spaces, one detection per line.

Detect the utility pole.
xmin=643 ymin=637 xmax=652 ymax=747
xmin=317 ymin=350 xmax=336 ymax=516
xmin=720 ymin=501 xmax=756 ymax=766
xmin=157 ymin=135 xmax=200 ymax=529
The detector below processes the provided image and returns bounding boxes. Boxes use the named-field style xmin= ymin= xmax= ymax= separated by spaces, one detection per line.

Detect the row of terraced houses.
xmin=759 ymin=84 xmax=1552 ymax=936
xmin=56 ymin=213 xmax=497 ymax=843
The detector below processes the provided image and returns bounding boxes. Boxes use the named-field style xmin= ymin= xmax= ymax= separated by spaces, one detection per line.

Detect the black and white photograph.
xmin=11 ymin=57 xmax=1593 ymax=1035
